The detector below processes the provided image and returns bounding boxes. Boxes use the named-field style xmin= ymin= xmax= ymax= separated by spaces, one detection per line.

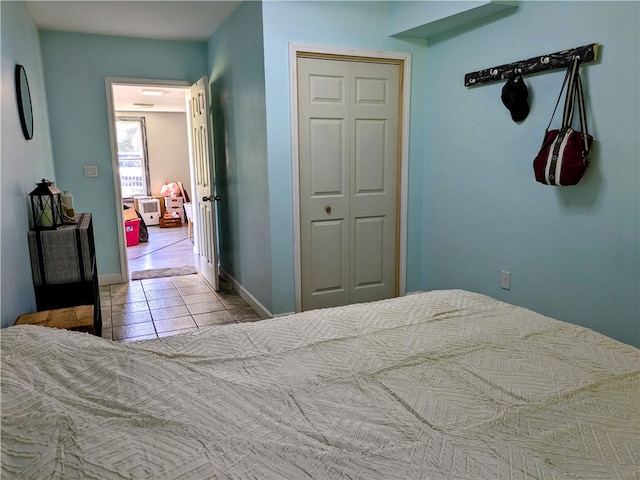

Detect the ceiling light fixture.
xmin=140 ymin=89 xmax=165 ymax=97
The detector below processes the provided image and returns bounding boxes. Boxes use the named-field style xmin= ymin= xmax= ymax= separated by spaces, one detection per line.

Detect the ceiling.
xmin=26 ymin=1 xmax=240 ymax=113
xmin=26 ymin=1 xmax=241 ymax=41
xmin=112 ymin=84 xmax=191 ymax=113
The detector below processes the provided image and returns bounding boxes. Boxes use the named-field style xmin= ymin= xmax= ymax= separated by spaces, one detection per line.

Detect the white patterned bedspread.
xmin=2 ymin=290 xmax=639 ymax=479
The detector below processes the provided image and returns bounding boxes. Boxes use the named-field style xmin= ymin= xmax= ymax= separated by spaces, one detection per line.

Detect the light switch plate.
xmin=84 ymin=165 xmax=99 ymax=177
xmin=501 ymin=271 xmax=511 ymax=290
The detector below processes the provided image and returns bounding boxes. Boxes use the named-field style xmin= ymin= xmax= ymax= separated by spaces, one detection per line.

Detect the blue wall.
xmin=38 ymin=31 xmax=207 ymax=278
xmin=4 ymin=1 xmax=637 ymax=346
xmin=0 ymin=1 xmax=56 ymax=327
xmin=422 ymin=1 xmax=639 ymax=346
xmin=207 ymin=2 xmax=272 ymax=312
xmin=261 ymin=1 xmax=428 ymax=314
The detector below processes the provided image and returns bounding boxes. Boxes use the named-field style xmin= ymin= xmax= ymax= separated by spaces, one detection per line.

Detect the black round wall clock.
xmin=15 ymin=64 xmax=34 ymax=140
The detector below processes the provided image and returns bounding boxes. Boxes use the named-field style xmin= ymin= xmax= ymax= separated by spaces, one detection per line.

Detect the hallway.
xmin=99 ymin=223 xmax=262 ymax=342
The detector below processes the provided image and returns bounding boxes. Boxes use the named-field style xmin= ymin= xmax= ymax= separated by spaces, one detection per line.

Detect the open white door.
xmin=190 ymin=76 xmax=219 ymax=290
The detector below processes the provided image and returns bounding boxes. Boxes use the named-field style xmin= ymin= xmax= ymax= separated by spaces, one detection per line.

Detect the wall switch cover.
xmin=84 ymin=165 xmax=99 ymax=177
xmin=501 ymin=271 xmax=511 ymax=290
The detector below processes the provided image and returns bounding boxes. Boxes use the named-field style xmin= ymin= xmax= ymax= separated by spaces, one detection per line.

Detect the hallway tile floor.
xmin=100 ymin=275 xmax=262 ymax=342
xmin=99 ymin=220 xmax=263 ymax=342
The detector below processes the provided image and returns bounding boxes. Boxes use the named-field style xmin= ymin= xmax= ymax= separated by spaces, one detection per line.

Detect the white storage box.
xmin=138 ymin=198 xmax=161 ymax=226
xmin=165 ymin=206 xmax=184 ymax=223
xmin=164 ymin=197 xmax=184 ymax=208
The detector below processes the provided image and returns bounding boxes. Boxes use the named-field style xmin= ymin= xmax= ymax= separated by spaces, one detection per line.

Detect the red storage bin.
xmin=125 ymin=219 xmax=140 ymax=247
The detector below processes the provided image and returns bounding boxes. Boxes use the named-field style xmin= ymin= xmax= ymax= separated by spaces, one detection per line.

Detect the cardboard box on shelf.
xmin=123 ymin=208 xmax=138 ymax=222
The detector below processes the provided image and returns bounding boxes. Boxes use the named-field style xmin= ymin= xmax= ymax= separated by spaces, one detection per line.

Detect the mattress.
xmin=2 ymin=290 xmax=639 ymax=479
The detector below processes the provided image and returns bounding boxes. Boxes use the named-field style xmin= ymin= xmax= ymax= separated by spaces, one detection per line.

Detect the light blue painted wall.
xmin=262 ymin=1 xmax=428 ymax=314
xmin=0 ymin=2 xmax=55 ymax=327
xmin=38 ymin=31 xmax=207 ymax=278
xmin=207 ymin=2 xmax=272 ymax=312
xmin=422 ymin=1 xmax=639 ymax=346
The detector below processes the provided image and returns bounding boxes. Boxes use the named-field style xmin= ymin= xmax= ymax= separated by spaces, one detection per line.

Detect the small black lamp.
xmin=29 ymin=179 xmax=63 ymax=230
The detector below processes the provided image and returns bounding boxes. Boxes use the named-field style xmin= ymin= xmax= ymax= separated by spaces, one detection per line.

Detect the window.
xmin=116 ymin=117 xmax=151 ymax=198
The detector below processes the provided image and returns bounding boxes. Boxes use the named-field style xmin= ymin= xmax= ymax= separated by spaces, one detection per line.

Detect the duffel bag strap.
xmin=544 ymin=58 xmax=574 ymax=135
xmin=561 ymin=56 xmax=580 ymax=128
xmin=574 ymin=72 xmax=591 ymax=161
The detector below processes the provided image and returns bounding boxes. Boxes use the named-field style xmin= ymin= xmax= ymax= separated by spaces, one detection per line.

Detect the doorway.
xmin=105 ymin=78 xmax=197 ymax=281
xmin=289 ymin=44 xmax=412 ymax=312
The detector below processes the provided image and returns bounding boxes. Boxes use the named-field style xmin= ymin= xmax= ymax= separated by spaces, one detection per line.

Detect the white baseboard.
xmin=270 ymin=310 xmax=295 ymax=318
xmin=98 ymin=273 xmax=124 ymax=286
xmin=218 ymin=268 xmax=273 ymax=319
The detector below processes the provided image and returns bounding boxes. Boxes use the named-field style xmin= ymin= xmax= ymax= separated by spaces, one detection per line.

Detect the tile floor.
xmin=100 ymin=275 xmax=262 ymax=343
xmin=127 ymin=224 xmax=199 ymax=273
xmin=100 ymin=219 xmax=263 ymax=342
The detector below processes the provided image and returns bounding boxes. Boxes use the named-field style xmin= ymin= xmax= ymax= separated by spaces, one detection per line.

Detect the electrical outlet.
xmin=501 ymin=271 xmax=511 ymax=290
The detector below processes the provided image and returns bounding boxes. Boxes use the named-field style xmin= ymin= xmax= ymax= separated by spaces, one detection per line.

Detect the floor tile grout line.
xmin=128 ymin=238 xmax=192 ymax=260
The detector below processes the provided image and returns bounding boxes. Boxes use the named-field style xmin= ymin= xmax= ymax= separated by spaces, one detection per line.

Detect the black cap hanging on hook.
xmin=501 ymin=72 xmax=530 ymax=122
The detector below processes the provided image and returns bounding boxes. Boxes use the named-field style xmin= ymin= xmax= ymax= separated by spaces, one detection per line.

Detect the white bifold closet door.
xmin=298 ymin=57 xmax=401 ymax=311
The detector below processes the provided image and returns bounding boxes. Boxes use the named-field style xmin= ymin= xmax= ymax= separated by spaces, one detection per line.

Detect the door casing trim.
xmin=288 ymin=43 xmax=411 ymax=312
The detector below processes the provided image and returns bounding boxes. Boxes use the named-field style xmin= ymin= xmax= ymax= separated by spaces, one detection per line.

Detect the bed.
xmin=2 ymin=290 xmax=638 ymax=479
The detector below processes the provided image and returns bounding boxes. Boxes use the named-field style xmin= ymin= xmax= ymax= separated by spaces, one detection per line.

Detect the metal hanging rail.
xmin=464 ymin=43 xmax=599 ymax=87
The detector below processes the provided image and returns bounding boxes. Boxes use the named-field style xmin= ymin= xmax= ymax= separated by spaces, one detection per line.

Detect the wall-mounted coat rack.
xmin=464 ymin=43 xmax=599 ymax=87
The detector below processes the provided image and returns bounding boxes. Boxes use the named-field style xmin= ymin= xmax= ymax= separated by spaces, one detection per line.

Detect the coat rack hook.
xmin=464 ymin=43 xmax=599 ymax=87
